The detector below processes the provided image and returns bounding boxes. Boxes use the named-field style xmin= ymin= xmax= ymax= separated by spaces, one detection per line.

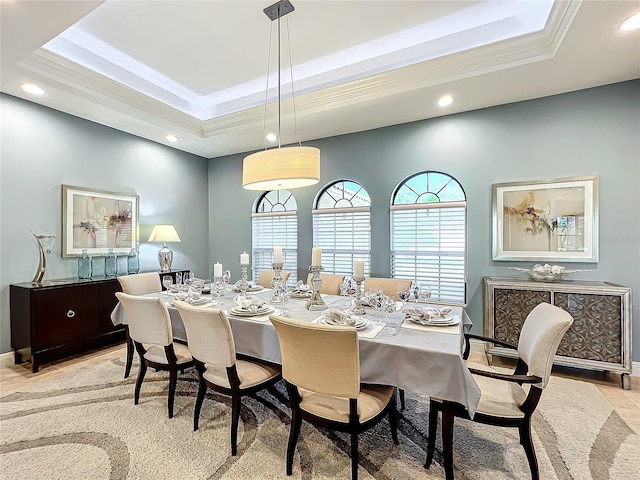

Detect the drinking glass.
xmin=162 ymin=275 xmax=172 ymax=296
xmin=222 ymin=270 xmax=231 ymax=291
xmin=383 ymin=295 xmax=400 ymax=333
xmin=341 ymin=276 xmax=354 ymax=308
xmin=411 ymin=281 xmax=420 ymax=304
xmin=175 ymin=272 xmax=183 ymax=286
xmin=370 ymin=288 xmax=385 ymax=326
xmin=396 ymin=285 xmax=410 ymax=310
xmin=279 ymin=285 xmax=291 ymax=316
xmin=419 ymin=284 xmax=432 ymax=304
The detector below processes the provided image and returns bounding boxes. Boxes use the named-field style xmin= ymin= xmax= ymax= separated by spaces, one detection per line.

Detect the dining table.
xmin=111 ymin=286 xmax=481 ymax=416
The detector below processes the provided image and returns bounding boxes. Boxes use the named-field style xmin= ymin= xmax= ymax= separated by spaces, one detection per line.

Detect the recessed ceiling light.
xmin=619 ymin=11 xmax=640 ymax=31
xmin=438 ymin=95 xmax=454 ymax=107
xmin=265 ymin=133 xmax=278 ymax=143
xmin=20 ymin=83 xmax=44 ymax=95
xmin=165 ymin=134 xmax=179 ymax=142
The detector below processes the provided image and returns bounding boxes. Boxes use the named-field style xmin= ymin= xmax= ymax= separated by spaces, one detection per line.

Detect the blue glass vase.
xmin=127 ymin=248 xmax=139 ymax=274
xmin=78 ymin=249 xmax=93 ymax=279
xmin=105 ymin=248 xmax=117 ymax=277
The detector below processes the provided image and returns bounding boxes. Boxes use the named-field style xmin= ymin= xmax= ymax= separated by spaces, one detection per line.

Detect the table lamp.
xmin=147 ymin=225 xmax=181 ymax=272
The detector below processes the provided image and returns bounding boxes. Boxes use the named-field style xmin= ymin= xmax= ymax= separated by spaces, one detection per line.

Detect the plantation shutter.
xmin=312 ymin=207 xmax=371 ymax=275
xmin=391 ymin=202 xmax=466 ymax=304
xmin=252 ymin=211 xmax=297 ymax=285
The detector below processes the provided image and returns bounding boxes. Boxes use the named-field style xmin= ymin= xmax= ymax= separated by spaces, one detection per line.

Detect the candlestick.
xmin=273 ymin=245 xmax=283 ymax=264
xmin=311 ymin=246 xmax=322 ymax=267
xmin=305 ymin=265 xmax=328 ymax=311
xmin=352 ymin=276 xmax=366 ymax=315
xmin=239 ymin=262 xmax=250 ymax=297
xmin=353 ymin=260 xmax=364 ymax=278
xmin=213 ymin=262 xmax=222 ymax=278
xmin=240 ymin=252 xmax=250 ymax=264
xmin=270 ymin=262 xmax=284 ymax=304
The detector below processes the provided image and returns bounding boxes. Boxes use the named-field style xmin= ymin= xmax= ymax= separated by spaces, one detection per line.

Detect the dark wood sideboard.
xmin=483 ymin=276 xmax=633 ymax=389
xmin=10 ymin=277 xmax=125 ymax=372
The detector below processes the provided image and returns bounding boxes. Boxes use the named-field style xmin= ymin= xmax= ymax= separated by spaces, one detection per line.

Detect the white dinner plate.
xmin=229 ymin=306 xmax=273 ymax=317
xmin=320 ymin=315 xmax=369 ymax=330
xmin=232 ymin=285 xmax=264 ymax=293
xmin=407 ymin=315 xmax=460 ymax=327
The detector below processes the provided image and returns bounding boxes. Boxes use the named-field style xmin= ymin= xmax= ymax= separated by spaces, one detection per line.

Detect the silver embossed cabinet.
xmin=483 ymin=277 xmax=632 ymax=389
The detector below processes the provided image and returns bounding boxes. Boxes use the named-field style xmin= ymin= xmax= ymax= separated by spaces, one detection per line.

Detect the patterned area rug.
xmin=1 ymin=356 xmax=637 ymax=479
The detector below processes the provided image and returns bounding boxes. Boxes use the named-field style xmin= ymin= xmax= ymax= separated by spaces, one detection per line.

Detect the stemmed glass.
xmin=396 ymin=284 xmax=411 ymax=311
xmin=162 ymin=275 xmax=173 ymax=298
xmin=278 ymin=285 xmax=291 ymax=316
xmin=419 ymin=284 xmax=432 ymax=304
xmin=382 ymin=295 xmax=399 ymax=332
xmin=370 ymin=288 xmax=385 ymax=326
xmin=340 ymin=276 xmax=355 ymax=308
xmin=175 ymin=272 xmax=183 ymax=287
xmin=411 ymin=281 xmax=421 ymax=304
xmin=222 ymin=270 xmax=231 ymax=292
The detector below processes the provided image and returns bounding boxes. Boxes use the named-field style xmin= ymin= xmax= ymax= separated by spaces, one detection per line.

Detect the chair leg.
xmin=399 ymin=388 xmax=405 ymax=410
xmin=134 ymin=360 xmax=147 ymax=405
xmin=519 ymin=419 xmax=539 ymax=480
xmin=286 ymin=406 xmax=302 ymax=476
xmin=193 ymin=377 xmax=207 ymax=431
xmin=424 ymin=400 xmax=439 ymax=469
xmin=389 ymin=393 xmax=399 ymax=445
xmin=350 ymin=430 xmax=359 ymax=480
xmin=124 ymin=327 xmax=134 ymax=379
xmin=230 ymin=392 xmax=241 ymax=456
xmin=167 ymin=366 xmax=178 ymax=419
xmin=441 ymin=404 xmax=455 ymax=480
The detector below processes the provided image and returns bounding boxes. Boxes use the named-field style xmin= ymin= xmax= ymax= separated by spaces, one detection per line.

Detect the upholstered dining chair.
xmin=305 ymin=273 xmax=345 ymax=294
xmin=269 ymin=314 xmax=398 ymax=480
xmin=364 ymin=277 xmax=412 ymax=299
xmin=117 ymin=272 xmax=162 ymax=378
xmin=174 ymin=302 xmax=281 ymax=456
xmin=115 ymin=292 xmax=194 ymax=419
xmin=424 ymin=302 xmax=574 ymax=480
xmin=257 ymin=270 xmax=291 ymax=288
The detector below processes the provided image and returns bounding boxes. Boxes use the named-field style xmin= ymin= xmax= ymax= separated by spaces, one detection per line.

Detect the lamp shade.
xmin=242 ymin=146 xmax=320 ymax=190
xmin=147 ymin=225 xmax=181 ymax=243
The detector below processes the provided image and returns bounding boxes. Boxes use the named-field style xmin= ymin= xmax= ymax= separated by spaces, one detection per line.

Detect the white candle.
xmin=240 ymin=252 xmax=249 ymax=264
xmin=354 ymin=260 xmax=364 ymax=278
xmin=273 ymin=245 xmax=283 ymax=263
xmin=311 ymin=246 xmax=322 ymax=267
xmin=213 ymin=262 xmax=222 ymax=278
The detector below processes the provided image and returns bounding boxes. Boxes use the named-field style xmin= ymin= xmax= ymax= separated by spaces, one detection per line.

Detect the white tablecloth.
xmin=111 ymin=290 xmax=481 ymax=415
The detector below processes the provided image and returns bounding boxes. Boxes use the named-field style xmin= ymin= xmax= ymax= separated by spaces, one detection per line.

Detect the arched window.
xmin=313 ymin=180 xmax=371 ymax=275
xmin=391 ymin=171 xmax=466 ymax=303
xmin=252 ymin=190 xmax=297 ymax=285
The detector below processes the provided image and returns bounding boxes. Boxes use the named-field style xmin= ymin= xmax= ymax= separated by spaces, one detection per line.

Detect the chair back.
xmin=174 ymin=302 xmax=236 ymax=367
xmin=118 ymin=272 xmax=162 ymax=295
xmin=115 ymin=292 xmax=173 ymax=347
xmin=518 ymin=302 xmax=574 ymax=388
xmin=257 ymin=270 xmax=291 ymax=288
xmin=305 ymin=273 xmax=345 ymax=295
xmin=270 ymin=314 xmax=360 ymax=398
xmin=365 ymin=277 xmax=412 ymax=299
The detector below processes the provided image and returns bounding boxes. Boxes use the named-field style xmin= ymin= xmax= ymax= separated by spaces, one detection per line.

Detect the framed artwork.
xmin=492 ymin=176 xmax=599 ymax=262
xmin=62 ymin=185 xmax=139 ymax=257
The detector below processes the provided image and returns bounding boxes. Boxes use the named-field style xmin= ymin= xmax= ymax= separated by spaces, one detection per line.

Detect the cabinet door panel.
xmin=493 ymin=288 xmax=551 ymax=345
xmin=32 ymin=286 xmax=100 ymax=350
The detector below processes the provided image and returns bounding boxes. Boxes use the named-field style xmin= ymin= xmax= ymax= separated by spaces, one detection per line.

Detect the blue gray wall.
xmin=1 ymin=81 xmax=638 ymax=362
xmin=1 ymin=93 xmax=209 ymax=353
xmin=209 ymin=80 xmax=640 ymax=361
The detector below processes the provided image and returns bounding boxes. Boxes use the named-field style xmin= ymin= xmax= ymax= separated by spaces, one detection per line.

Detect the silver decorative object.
xmin=270 ymin=262 xmax=284 ymax=304
xmin=352 ymin=276 xmax=366 ymax=315
xmin=238 ymin=262 xmax=250 ymax=297
xmin=31 ymin=231 xmax=55 ymax=284
xmin=305 ymin=265 xmax=327 ymax=311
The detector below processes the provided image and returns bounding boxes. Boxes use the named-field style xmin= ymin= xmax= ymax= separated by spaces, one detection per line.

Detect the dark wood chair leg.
xmin=124 ymin=326 xmax=134 ymax=379
xmin=399 ymin=388 xmax=406 ymax=410
xmin=193 ymin=377 xmax=207 ymax=431
xmin=167 ymin=366 xmax=178 ymax=419
xmin=350 ymin=430 xmax=359 ymax=480
xmin=441 ymin=404 xmax=455 ymax=480
xmin=286 ymin=405 xmax=301 ymax=476
xmin=520 ymin=419 xmax=539 ymax=480
xmin=424 ymin=400 xmax=439 ymax=469
xmin=230 ymin=392 xmax=241 ymax=456
xmin=389 ymin=392 xmax=399 ymax=445
xmin=134 ymin=361 xmax=147 ymax=405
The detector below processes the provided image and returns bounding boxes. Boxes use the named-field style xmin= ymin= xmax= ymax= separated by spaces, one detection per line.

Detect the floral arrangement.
xmin=510 ymin=264 xmax=588 ymax=282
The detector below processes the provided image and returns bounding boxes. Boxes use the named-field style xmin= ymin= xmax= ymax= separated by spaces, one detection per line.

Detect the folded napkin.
xmin=292 ymin=280 xmax=310 ymax=293
xmin=233 ymin=280 xmax=256 ymax=289
xmin=404 ymin=307 xmax=440 ymax=321
xmin=233 ymin=295 xmax=265 ymax=309
xmin=323 ymin=308 xmax=357 ymax=326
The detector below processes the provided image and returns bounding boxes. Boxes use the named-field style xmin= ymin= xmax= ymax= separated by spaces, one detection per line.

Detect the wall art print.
xmin=492 ymin=176 xmax=599 ymax=262
xmin=62 ymin=185 xmax=139 ymax=257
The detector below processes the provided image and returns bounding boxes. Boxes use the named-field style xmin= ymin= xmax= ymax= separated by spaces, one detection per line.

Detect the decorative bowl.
xmin=509 ymin=264 xmax=587 ymax=282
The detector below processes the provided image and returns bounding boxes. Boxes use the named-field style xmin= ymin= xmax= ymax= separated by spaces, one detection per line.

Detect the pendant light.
xmin=242 ymin=0 xmax=320 ymax=191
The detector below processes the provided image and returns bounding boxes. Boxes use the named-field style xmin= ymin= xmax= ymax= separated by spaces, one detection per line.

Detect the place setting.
xmin=225 ymin=295 xmax=277 ymax=322
xmin=314 ymin=308 xmax=384 ymax=339
xmin=290 ymin=280 xmax=312 ymax=299
xmin=402 ymin=306 xmax=461 ymax=333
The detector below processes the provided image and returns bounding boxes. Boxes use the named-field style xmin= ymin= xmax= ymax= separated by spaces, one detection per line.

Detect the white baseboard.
xmin=0 ymin=350 xmax=15 ymax=367
xmin=469 ymin=339 xmax=640 ymax=378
